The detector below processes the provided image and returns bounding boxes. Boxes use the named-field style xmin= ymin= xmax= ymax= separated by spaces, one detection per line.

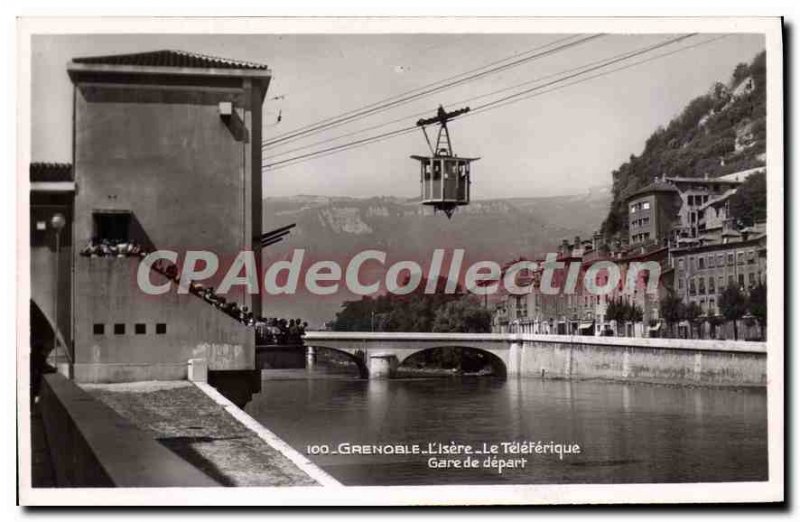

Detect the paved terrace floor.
xmin=81 ymin=381 xmax=318 ymax=487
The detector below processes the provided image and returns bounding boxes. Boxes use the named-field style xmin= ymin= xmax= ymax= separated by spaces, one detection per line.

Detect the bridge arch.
xmin=307 ymin=345 xmax=369 ymax=379
xmin=397 ymin=345 xmax=508 ymax=379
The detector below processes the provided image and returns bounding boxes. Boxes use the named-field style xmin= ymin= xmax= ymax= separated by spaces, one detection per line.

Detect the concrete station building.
xmin=30 ymin=50 xmax=272 ymax=404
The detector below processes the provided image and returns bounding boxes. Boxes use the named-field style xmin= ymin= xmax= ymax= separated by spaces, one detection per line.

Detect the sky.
xmin=31 ymin=33 xmax=764 ymax=199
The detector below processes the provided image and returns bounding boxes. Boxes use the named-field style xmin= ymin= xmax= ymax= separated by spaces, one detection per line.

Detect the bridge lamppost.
xmin=50 ymin=213 xmax=67 ymax=366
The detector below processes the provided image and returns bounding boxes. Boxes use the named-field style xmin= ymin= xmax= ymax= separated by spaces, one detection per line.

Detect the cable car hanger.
xmin=416 ymin=105 xmax=470 ymax=156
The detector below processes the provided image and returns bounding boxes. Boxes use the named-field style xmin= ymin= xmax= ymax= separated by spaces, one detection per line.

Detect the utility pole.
xmin=50 ymin=213 xmax=67 ymax=367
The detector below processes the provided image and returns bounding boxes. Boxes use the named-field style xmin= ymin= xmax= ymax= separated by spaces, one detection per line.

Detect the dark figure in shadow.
xmin=29 ymin=342 xmax=55 ymax=406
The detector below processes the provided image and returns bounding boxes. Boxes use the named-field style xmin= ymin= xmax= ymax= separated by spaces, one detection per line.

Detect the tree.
xmin=728 ymin=171 xmax=767 ymax=228
xmin=659 ymin=293 xmax=685 ymax=338
xmin=719 ymin=284 xmax=748 ymax=340
xmin=432 ymin=298 xmax=492 ymax=334
xmin=626 ymin=303 xmax=644 ymax=323
xmin=605 ymin=299 xmax=643 ymax=337
xmin=707 ymin=314 xmax=724 ymax=340
xmin=332 ymin=276 xmax=465 ymax=332
xmin=605 ymin=299 xmax=624 ymax=334
xmin=731 ymin=62 xmax=749 ymax=85
xmin=748 ymin=282 xmax=767 ymax=340
xmin=684 ymin=302 xmax=703 ymax=339
xmin=333 ymin=296 xmax=377 ymax=332
xmin=605 ymin=298 xmax=621 ymax=322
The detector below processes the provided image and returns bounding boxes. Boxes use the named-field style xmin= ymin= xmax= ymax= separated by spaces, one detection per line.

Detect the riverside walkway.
xmin=78 ymin=381 xmax=330 ymax=487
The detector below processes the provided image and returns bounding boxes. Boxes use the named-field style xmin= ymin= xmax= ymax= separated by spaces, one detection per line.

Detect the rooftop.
xmin=670 ymin=231 xmax=766 ymax=255
xmin=71 ymin=49 xmax=269 ymax=72
xmin=716 ymin=166 xmax=766 ymax=183
xmin=30 ymin=162 xmax=72 ymax=182
xmin=625 ymin=179 xmax=678 ymax=201
xmin=665 ymin=174 xmax=746 ymax=185
xmin=698 ymin=188 xmax=738 ymax=212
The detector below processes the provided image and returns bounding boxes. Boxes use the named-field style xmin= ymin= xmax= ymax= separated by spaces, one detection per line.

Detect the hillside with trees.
xmin=331 ymin=276 xmax=492 ymax=333
xmin=601 ymin=51 xmax=766 ymax=239
xmin=330 ymin=277 xmax=495 ymax=374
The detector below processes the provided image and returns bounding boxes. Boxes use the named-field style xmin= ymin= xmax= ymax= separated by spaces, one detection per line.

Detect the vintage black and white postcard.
xmin=16 ymin=16 xmax=784 ymax=505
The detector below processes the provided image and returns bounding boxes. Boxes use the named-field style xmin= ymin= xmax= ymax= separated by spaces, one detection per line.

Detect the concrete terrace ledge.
xmin=193 ymin=381 xmax=341 ymax=487
xmin=80 ymin=380 xmax=329 ymax=487
xmin=38 ymin=373 xmax=219 ymax=487
xmin=304 ymin=331 xmax=767 ymax=355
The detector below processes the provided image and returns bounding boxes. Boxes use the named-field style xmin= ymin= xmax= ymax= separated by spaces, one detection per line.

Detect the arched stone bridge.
xmin=300 ymin=331 xmax=766 ymax=385
xmin=303 ymin=331 xmax=518 ymax=379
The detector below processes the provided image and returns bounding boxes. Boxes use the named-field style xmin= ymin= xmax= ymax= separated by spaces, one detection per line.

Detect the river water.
xmin=245 ymin=369 xmax=768 ymax=486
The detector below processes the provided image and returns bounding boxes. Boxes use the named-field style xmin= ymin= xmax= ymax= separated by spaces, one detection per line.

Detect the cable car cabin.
xmin=411 ymin=154 xmax=478 ymax=218
xmin=411 ymin=105 xmax=478 ymax=218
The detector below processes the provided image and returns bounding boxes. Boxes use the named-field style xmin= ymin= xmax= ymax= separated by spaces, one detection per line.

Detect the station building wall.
xmin=70 ymin=72 xmax=266 ymax=381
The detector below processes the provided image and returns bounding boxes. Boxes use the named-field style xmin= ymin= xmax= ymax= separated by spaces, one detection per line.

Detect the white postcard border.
xmin=16 ymin=15 xmax=784 ymax=506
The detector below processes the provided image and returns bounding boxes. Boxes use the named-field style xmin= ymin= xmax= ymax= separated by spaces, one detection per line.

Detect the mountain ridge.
xmin=261 ymin=188 xmax=611 ymax=326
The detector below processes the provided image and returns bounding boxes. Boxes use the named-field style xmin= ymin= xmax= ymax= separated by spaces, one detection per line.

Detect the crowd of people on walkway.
xmin=255 ymin=318 xmax=307 ymax=346
xmin=150 ymin=258 xmax=306 ymax=346
xmin=80 ymin=239 xmax=148 ymax=258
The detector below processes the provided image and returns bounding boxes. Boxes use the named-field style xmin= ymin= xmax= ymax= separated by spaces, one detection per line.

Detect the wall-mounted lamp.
xmin=218 ymin=101 xmax=247 ymax=142
xmin=219 ymin=101 xmax=234 ymax=120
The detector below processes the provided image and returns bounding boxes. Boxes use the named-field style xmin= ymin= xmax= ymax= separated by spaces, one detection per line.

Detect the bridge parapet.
xmin=303 ymin=332 xmax=767 ymax=385
xmin=304 ymin=331 xmax=766 ymax=354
